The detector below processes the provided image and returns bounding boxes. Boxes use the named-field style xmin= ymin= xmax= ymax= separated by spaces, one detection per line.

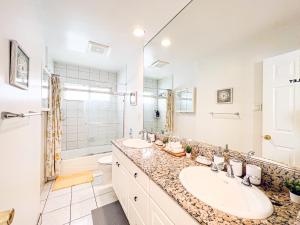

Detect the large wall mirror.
xmin=143 ymin=0 xmax=300 ymax=168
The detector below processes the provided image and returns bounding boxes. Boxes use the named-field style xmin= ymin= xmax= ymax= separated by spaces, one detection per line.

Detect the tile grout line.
xmin=70 ymin=214 xmax=92 ymax=224
xmin=41 ymin=181 xmax=53 ymax=214
xmin=42 ymin=188 xmax=72 ymax=215
xmin=91 ymin=182 xmax=98 ymax=208
xmin=43 ymin=205 xmax=71 ymax=215
xmin=40 ymin=181 xmax=53 ymax=225
xmin=69 ymin=186 xmax=73 ymax=224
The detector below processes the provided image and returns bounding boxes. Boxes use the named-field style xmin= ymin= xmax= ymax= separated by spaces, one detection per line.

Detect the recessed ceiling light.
xmin=133 ymin=28 xmax=145 ymax=37
xmin=161 ymin=39 xmax=171 ymax=47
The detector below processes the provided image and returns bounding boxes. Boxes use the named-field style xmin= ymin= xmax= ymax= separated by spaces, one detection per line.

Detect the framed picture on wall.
xmin=217 ymin=88 xmax=233 ymax=104
xmin=9 ymin=40 xmax=30 ymax=90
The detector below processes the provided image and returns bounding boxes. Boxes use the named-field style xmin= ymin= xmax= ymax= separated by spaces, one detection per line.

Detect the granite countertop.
xmin=112 ymin=139 xmax=300 ymax=225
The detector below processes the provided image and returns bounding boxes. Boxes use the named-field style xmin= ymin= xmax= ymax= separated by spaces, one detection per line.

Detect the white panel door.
xmin=263 ymin=50 xmax=300 ymax=166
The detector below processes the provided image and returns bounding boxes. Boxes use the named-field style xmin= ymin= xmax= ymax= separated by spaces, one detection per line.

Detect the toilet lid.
xmin=97 ymin=155 xmax=112 ymax=164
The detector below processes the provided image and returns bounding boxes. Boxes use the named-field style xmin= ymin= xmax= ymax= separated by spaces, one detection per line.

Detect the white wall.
xmin=0 ymin=1 xmax=43 ymax=225
xmin=123 ymin=50 xmax=144 ymax=137
xmin=173 ymin=22 xmax=300 ymax=154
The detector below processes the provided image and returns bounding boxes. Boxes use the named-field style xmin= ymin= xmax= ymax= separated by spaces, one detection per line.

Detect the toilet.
xmin=95 ymin=154 xmax=112 ymax=185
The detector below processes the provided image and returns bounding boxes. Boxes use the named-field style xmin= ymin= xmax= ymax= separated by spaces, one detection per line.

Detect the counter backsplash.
xmin=155 ymin=133 xmax=300 ymax=192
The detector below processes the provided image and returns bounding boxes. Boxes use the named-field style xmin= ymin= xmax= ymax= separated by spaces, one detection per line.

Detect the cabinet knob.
xmin=134 ymin=196 xmax=138 ymax=202
xmin=116 ymin=162 xmax=120 ymax=167
xmin=134 ymin=172 xmax=138 ymax=178
xmin=263 ymin=135 xmax=272 ymax=140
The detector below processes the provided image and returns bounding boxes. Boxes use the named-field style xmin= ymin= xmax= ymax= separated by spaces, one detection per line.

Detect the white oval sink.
xmin=179 ymin=166 xmax=273 ymax=219
xmin=122 ymin=139 xmax=152 ymax=148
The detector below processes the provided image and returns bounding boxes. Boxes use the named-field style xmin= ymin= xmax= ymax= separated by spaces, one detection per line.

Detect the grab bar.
xmin=1 ymin=111 xmax=41 ymax=120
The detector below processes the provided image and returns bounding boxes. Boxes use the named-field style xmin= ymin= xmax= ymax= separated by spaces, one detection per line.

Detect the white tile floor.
xmin=40 ymin=180 xmax=117 ymax=225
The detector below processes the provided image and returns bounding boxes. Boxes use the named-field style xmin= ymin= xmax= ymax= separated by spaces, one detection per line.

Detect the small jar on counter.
xmin=229 ymin=159 xmax=243 ymax=177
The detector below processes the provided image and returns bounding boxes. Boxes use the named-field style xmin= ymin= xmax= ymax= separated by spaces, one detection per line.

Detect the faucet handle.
xmin=247 ymin=151 xmax=255 ymax=159
xmin=241 ymin=175 xmax=252 ymax=187
xmin=211 ymin=162 xmax=218 ymax=172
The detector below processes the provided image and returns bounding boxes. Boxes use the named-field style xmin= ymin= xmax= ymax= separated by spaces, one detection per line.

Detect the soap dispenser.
xmin=213 ymin=146 xmax=224 ymax=170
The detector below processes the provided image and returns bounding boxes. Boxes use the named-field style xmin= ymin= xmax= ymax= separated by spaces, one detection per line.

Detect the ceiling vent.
xmin=151 ymin=60 xmax=170 ymax=68
xmin=88 ymin=41 xmax=110 ymax=55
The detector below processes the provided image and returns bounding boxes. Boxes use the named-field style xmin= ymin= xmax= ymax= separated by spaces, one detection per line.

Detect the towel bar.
xmin=209 ymin=112 xmax=240 ymax=116
xmin=1 ymin=111 xmax=41 ymax=120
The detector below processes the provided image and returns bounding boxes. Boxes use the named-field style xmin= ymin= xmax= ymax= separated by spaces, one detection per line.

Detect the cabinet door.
xmin=112 ymin=153 xmax=129 ymax=216
xmin=118 ymin=162 xmax=129 ymax=215
xmin=149 ymin=199 xmax=174 ymax=225
xmin=128 ymin=175 xmax=149 ymax=225
xmin=112 ymin=153 xmax=119 ymax=193
xmin=128 ymin=198 xmax=147 ymax=225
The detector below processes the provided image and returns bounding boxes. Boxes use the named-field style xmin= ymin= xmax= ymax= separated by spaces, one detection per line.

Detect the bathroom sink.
xmin=179 ymin=166 xmax=273 ymax=219
xmin=122 ymin=139 xmax=152 ymax=148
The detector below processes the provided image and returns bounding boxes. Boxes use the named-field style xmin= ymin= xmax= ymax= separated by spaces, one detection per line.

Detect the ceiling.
xmin=144 ymin=0 xmax=300 ymax=79
xmin=41 ymin=0 xmax=191 ymax=71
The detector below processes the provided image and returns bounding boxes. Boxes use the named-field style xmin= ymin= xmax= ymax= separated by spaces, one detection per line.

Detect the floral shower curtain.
xmin=166 ymin=90 xmax=174 ymax=132
xmin=45 ymin=75 xmax=62 ymax=180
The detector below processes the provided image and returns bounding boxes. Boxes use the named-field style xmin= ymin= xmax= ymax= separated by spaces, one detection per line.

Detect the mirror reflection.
xmin=143 ymin=75 xmax=173 ymax=133
xmin=143 ymin=0 xmax=300 ymax=167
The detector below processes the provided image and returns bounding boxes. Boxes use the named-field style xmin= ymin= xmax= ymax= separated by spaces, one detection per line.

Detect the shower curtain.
xmin=45 ymin=75 xmax=62 ymax=180
xmin=166 ymin=90 xmax=174 ymax=132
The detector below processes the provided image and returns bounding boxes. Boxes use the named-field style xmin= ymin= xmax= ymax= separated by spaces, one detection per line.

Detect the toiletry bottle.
xmin=229 ymin=158 xmax=243 ymax=177
xmin=246 ymin=164 xmax=262 ymax=185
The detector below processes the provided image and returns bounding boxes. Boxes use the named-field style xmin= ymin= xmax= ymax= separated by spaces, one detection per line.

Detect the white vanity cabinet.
xmin=112 ymin=152 xmax=129 ymax=216
xmin=149 ymin=198 xmax=174 ymax=225
xmin=112 ymin=145 xmax=199 ymax=225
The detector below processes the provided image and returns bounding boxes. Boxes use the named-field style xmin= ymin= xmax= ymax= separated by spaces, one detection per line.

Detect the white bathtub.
xmin=60 ymin=146 xmax=112 ymax=176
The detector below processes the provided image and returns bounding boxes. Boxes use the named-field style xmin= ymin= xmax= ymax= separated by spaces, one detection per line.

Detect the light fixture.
xmin=133 ymin=28 xmax=145 ymax=37
xmin=161 ymin=39 xmax=171 ymax=47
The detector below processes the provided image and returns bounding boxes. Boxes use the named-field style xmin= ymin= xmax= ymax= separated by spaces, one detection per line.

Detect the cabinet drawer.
xmin=113 ymin=145 xmax=130 ymax=167
xmin=113 ymin=145 xmax=149 ymax=192
xmin=126 ymin=159 xmax=149 ymax=192
xmin=128 ymin=176 xmax=149 ymax=224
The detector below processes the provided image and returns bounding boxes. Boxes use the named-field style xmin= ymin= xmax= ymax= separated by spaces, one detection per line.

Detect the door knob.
xmin=264 ymin=135 xmax=272 ymax=140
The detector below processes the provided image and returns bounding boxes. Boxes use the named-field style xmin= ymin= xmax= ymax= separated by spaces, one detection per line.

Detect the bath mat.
xmin=52 ymin=171 xmax=94 ymax=191
xmin=92 ymin=201 xmax=129 ymax=225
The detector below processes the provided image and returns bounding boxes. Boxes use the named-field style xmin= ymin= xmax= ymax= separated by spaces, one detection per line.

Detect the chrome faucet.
xmin=225 ymin=162 xmax=234 ymax=178
xmin=138 ymin=129 xmax=147 ymax=140
xmin=211 ymin=162 xmax=224 ymax=172
xmin=247 ymin=151 xmax=255 ymax=160
xmin=145 ymin=131 xmax=152 ymax=143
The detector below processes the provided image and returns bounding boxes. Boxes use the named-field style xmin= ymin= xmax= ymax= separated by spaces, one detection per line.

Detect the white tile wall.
xmin=54 ymin=62 xmax=123 ymax=157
